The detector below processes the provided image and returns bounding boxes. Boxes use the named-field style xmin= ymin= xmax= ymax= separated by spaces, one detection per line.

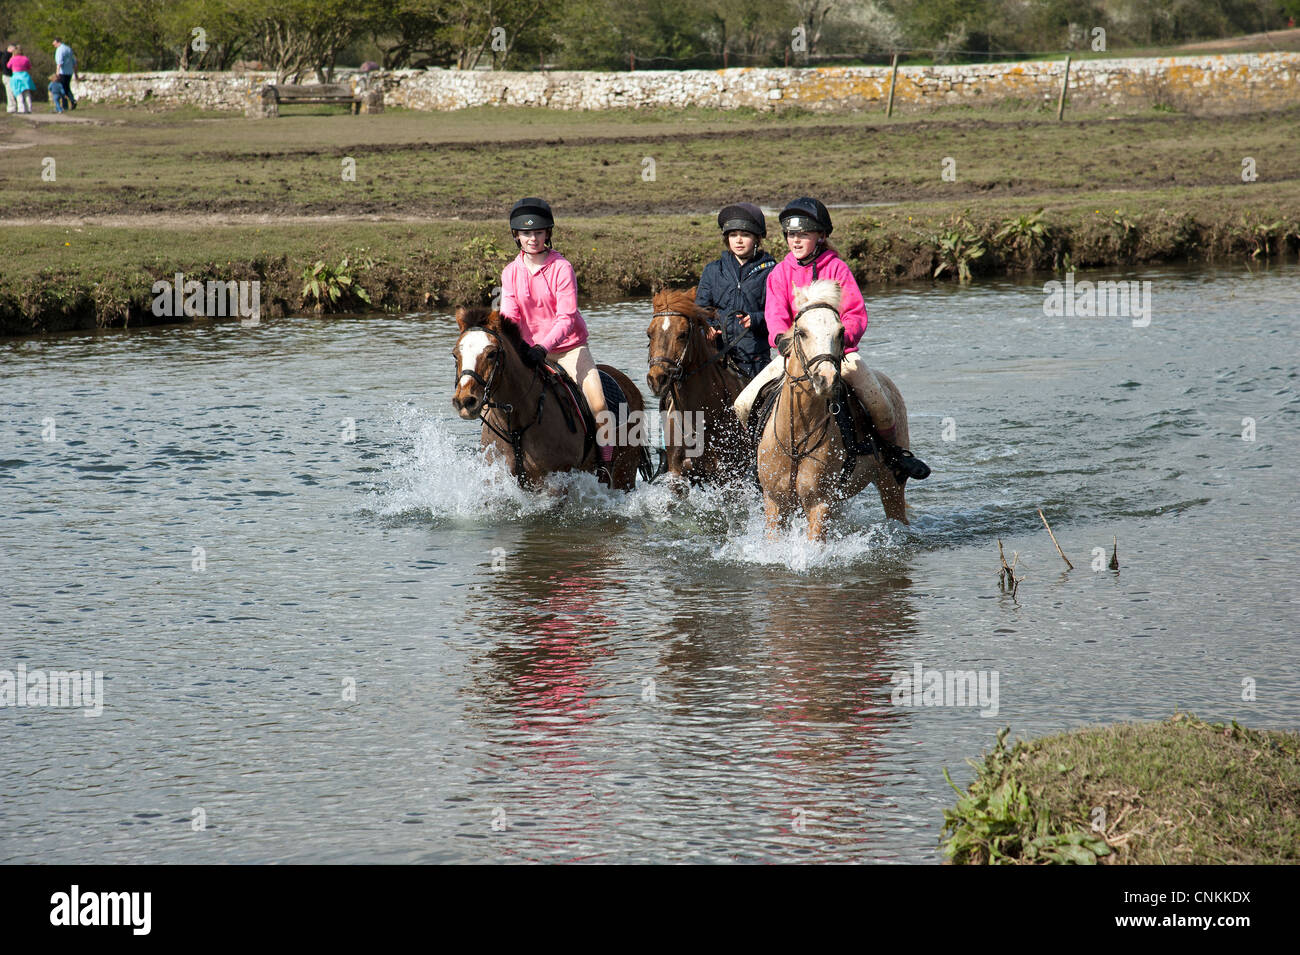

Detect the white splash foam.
xmin=364 ymin=403 xmax=910 ymax=569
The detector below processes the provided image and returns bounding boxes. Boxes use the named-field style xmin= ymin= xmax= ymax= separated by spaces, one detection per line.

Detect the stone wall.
xmin=74 ymin=52 xmax=1298 ymax=114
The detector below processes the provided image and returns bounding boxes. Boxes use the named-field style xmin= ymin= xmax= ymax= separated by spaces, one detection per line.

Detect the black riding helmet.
xmin=779 ymin=197 xmax=833 ymax=236
xmin=717 ymin=203 xmax=767 ymax=238
xmin=509 ymin=197 xmax=554 ymax=231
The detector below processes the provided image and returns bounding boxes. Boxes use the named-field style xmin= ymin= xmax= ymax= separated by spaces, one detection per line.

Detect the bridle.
xmin=649 ymin=310 xmax=745 ymax=401
xmin=784 ymin=302 xmax=844 ymax=405
xmin=769 ymin=300 xmax=848 ymax=497
xmin=455 ymin=327 xmax=554 ymax=482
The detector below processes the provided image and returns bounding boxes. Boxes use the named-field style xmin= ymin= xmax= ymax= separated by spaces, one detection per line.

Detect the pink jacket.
xmin=764 ymin=249 xmax=868 ymax=353
xmin=498 ymin=250 xmax=588 ymax=354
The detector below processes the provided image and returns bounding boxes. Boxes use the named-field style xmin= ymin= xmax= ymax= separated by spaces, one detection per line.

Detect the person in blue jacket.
xmin=694 ymin=203 xmax=777 ymax=381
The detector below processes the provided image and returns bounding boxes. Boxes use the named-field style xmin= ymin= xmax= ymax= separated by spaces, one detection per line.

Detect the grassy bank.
xmin=1 ymin=103 xmax=1298 ymax=334
xmin=4 ymin=188 xmax=1297 ymax=335
xmin=942 ymin=715 xmax=1300 ymax=864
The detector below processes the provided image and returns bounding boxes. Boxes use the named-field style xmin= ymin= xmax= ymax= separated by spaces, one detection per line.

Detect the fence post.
xmin=886 ymin=52 xmax=900 ymax=117
xmin=1056 ymin=55 xmax=1071 ymax=120
xmin=630 ymin=52 xmax=636 ymax=71
xmin=723 ymin=49 xmax=729 ymax=69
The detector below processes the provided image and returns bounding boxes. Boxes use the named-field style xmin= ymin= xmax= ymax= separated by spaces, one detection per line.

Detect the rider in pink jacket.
xmin=498 ymin=197 xmax=615 ymax=477
xmin=733 ymin=197 xmax=929 ymax=484
xmin=764 ymin=247 xmax=868 ymax=352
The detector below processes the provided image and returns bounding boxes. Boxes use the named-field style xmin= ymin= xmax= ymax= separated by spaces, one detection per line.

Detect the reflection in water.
xmin=469 ymin=528 xmax=618 ymax=740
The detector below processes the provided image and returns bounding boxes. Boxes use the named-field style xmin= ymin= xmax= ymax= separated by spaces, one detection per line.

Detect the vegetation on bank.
xmin=941 ymin=714 xmax=1300 ymax=865
xmin=2 ymin=188 xmax=1297 ymax=336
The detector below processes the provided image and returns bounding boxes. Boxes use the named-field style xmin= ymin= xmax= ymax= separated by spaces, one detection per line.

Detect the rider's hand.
xmin=525 ymin=344 xmax=548 ymax=368
xmin=738 ymin=313 xmax=752 ymax=328
xmin=706 ymin=326 xmax=722 ymax=342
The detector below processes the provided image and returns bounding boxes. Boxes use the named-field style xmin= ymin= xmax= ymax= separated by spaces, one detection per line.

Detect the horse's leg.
xmin=805 ymin=500 xmax=831 ymax=542
xmin=876 ymin=469 xmax=909 ymax=524
xmin=763 ymin=495 xmax=782 ymax=540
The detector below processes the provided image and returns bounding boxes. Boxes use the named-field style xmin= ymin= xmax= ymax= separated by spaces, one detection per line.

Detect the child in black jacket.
xmin=694 ymin=203 xmax=776 ymax=381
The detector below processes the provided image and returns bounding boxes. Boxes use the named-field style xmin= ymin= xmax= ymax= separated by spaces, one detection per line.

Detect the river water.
xmin=3 ymin=262 xmax=1297 ymax=864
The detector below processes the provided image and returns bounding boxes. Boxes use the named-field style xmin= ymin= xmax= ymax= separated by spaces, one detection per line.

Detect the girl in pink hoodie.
xmin=733 ymin=197 xmax=929 ymax=482
xmin=498 ymin=197 xmax=615 ymax=476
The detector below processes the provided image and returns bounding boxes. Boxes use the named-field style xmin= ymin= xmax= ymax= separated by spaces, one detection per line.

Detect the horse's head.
xmin=646 ymin=287 xmax=711 ymax=398
xmin=452 ymin=306 xmax=523 ymax=419
xmin=780 ymin=279 xmax=844 ymax=398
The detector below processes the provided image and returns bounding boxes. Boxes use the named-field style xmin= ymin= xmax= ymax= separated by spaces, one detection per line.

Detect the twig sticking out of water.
xmin=1109 ymin=535 xmax=1120 ymax=571
xmin=998 ymin=538 xmax=1025 ymax=599
xmin=1038 ymin=508 xmax=1074 ymax=570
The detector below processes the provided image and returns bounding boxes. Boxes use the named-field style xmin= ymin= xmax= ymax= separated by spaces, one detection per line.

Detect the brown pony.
xmin=452 ymin=306 xmax=646 ymax=491
xmin=757 ymin=280 xmax=911 ymax=539
xmin=645 ymin=288 xmax=749 ymax=485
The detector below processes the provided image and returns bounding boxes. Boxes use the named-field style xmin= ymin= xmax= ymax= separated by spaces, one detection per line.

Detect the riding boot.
xmin=596 ymin=443 xmax=614 ymax=487
xmin=880 ymin=438 xmax=930 ymax=481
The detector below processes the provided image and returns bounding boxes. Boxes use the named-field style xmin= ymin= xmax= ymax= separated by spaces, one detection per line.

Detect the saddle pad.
xmin=599 ymin=369 xmax=627 ymax=412
xmin=750 ymin=376 xmax=783 ymax=443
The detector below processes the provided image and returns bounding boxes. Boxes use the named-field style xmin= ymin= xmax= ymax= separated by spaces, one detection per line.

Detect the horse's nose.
xmin=458 ymin=393 xmax=478 ymax=416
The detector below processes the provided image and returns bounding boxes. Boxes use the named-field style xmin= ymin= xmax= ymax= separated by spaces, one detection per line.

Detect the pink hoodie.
xmin=764 ymin=248 xmax=868 ymax=353
xmin=498 ymin=250 xmax=588 ymax=353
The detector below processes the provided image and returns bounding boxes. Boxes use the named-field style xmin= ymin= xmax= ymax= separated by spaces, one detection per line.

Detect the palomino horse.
xmin=452 ymin=306 xmax=647 ymax=491
xmin=645 ymin=288 xmax=750 ymax=484
xmin=757 ymin=279 xmax=912 ymax=539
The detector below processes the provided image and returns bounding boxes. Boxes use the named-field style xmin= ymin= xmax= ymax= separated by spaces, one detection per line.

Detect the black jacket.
xmin=695 ymin=250 xmax=776 ymax=379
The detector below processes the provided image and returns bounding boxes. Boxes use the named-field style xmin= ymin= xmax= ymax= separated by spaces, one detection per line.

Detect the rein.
xmin=767 ymin=301 xmax=857 ymax=499
xmin=459 ymin=327 xmax=569 ymax=483
xmin=649 ymin=310 xmax=746 ymax=400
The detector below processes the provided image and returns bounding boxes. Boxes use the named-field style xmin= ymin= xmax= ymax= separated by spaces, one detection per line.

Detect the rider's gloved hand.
xmin=525 ymin=345 xmax=548 ymax=368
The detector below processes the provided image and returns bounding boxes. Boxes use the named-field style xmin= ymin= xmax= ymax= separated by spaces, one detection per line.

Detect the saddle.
xmin=543 ymin=361 xmax=654 ymax=483
xmin=750 ymin=375 xmax=929 ymax=485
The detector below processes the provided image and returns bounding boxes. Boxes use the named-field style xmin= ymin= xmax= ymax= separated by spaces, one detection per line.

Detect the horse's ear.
xmin=776 ymin=332 xmax=792 ymax=357
xmin=683 ymin=285 xmax=698 ymax=301
xmin=455 ymin=306 xmax=471 ymax=331
xmin=791 ymin=284 xmax=807 ymax=310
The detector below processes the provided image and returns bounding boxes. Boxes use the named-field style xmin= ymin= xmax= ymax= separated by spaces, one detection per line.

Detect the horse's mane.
xmin=794 ymin=279 xmax=842 ymax=312
xmin=652 ymin=288 xmax=714 ymax=330
xmin=456 ymin=306 xmax=528 ymax=359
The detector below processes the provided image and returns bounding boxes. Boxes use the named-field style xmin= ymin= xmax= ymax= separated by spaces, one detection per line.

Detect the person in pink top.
xmin=734 ymin=197 xmax=929 ymax=482
xmin=498 ymin=197 xmax=615 ymax=477
xmin=6 ymin=44 xmax=34 ymax=113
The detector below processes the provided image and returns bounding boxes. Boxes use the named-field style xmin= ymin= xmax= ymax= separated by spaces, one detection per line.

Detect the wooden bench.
xmin=247 ymin=81 xmax=383 ymax=118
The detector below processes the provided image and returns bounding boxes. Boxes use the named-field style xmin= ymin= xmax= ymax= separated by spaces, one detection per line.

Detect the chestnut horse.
xmin=757 ymin=280 xmax=911 ymax=539
xmin=452 ymin=306 xmax=646 ymax=491
xmin=645 ymin=289 xmax=750 ymax=484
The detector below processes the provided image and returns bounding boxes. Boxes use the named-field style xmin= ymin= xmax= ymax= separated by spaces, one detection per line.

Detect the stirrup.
xmin=595 ymin=464 xmax=614 ymax=487
xmin=888 ymin=446 xmax=930 ymax=481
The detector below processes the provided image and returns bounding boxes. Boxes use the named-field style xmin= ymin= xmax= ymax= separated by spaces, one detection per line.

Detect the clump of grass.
xmin=932 ymin=212 xmax=987 ymax=283
xmin=301 ymin=256 xmax=372 ymax=314
xmin=942 ymin=714 xmax=1300 ymax=864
